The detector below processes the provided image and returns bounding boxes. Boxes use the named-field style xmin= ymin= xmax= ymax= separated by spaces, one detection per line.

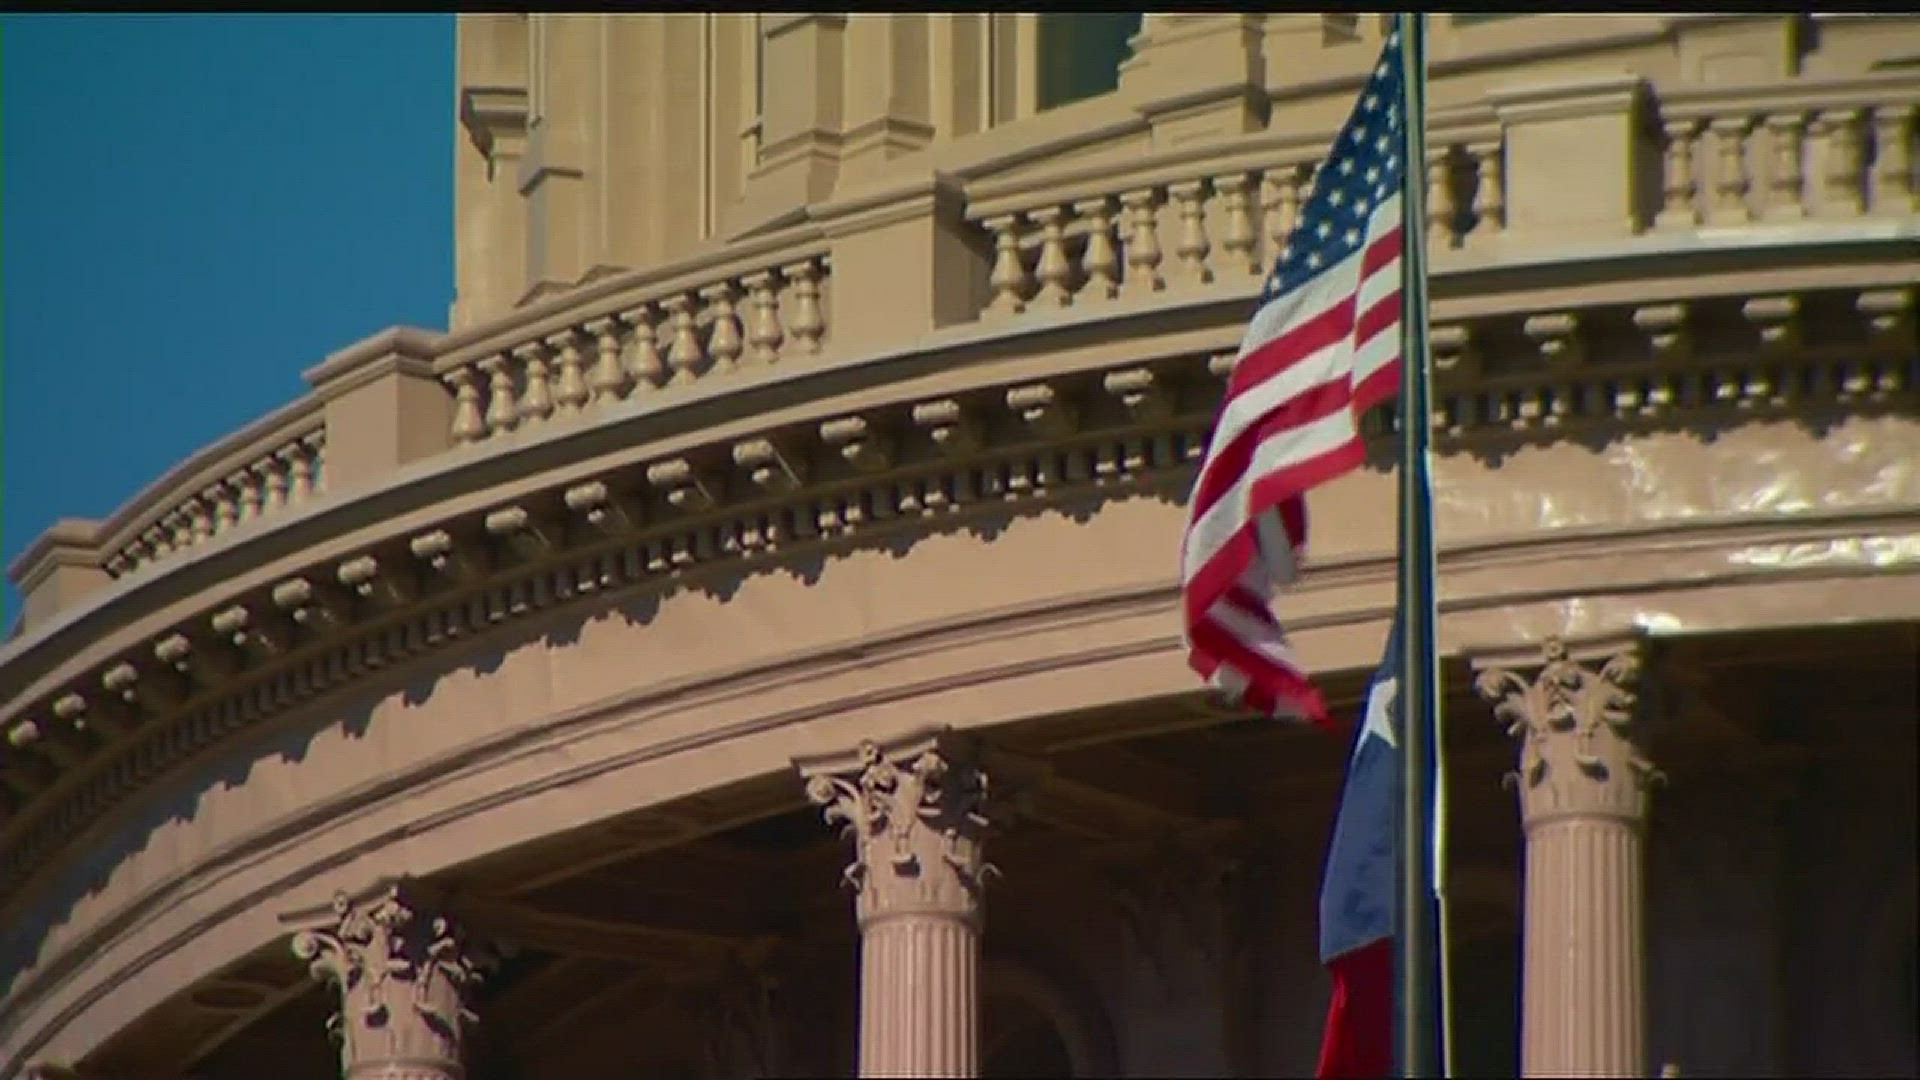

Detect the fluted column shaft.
xmin=860 ymin=914 xmax=980 ymax=1075
xmin=1521 ymin=814 xmax=1646 ymax=1077
xmin=800 ymin=729 xmax=1000 ymax=1079
xmin=290 ymin=880 xmax=490 ymax=1080
xmin=1478 ymin=639 xmax=1659 ymax=1079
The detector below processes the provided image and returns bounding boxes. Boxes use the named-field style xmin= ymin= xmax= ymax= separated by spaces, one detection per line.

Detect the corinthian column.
xmin=797 ymin=729 xmax=1003 ymax=1078
xmin=290 ymin=880 xmax=491 ymax=1080
xmin=1475 ymin=638 xmax=1661 ymax=1079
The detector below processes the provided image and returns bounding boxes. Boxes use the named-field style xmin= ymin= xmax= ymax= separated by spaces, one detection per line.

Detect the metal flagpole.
xmin=1393 ymin=11 xmax=1449 ymax=1080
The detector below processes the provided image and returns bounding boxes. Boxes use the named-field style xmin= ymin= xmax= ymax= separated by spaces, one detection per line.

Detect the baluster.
xmin=1120 ymin=188 xmax=1165 ymax=299
xmin=550 ymin=329 xmax=590 ymax=414
xmin=147 ymin=524 xmax=174 ymax=559
xmin=302 ymin=432 xmax=326 ymax=494
xmin=1468 ymin=140 xmax=1505 ymax=238
xmin=1167 ymin=179 xmax=1213 ymax=287
xmin=188 ymin=496 xmax=215 ymax=542
xmin=784 ymin=259 xmax=826 ymax=355
xmin=1762 ymin=112 xmax=1807 ymax=221
xmin=230 ymin=470 xmax=263 ymax=523
xmin=516 ymin=342 xmax=555 ymax=423
xmin=481 ymin=355 xmax=519 ymax=436
xmin=663 ymin=293 xmax=707 ymax=384
xmin=167 ymin=510 xmax=194 ymax=553
xmin=447 ymin=367 xmax=487 ymax=444
xmin=585 ymin=316 xmax=630 ymax=403
xmin=622 ymin=305 xmax=668 ymax=391
xmin=1075 ymin=196 xmax=1120 ymax=302
xmin=1262 ymin=164 xmax=1306 ymax=260
xmin=208 ymin=483 xmax=239 ymax=533
xmin=280 ymin=445 xmax=315 ymax=505
xmin=1215 ymin=173 xmax=1260 ymax=277
xmin=1816 ymin=108 xmax=1866 ymax=218
xmin=701 ymin=282 xmax=745 ymax=374
xmin=1707 ymin=116 xmax=1754 ymax=226
xmin=257 ymin=457 xmax=290 ymax=512
xmin=1656 ymin=118 xmax=1703 ymax=230
xmin=983 ymin=214 xmax=1033 ymax=317
xmin=1031 ymin=205 xmax=1076 ymax=308
xmin=1426 ymin=146 xmax=1458 ymax=248
xmin=1871 ymin=104 xmax=1917 ymax=215
xmin=742 ymin=270 xmax=786 ymax=364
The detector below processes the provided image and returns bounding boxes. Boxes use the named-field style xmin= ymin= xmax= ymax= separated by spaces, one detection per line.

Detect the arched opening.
xmin=984 ymin=1014 xmax=1075 ymax=1078
xmin=980 ymin=956 xmax=1114 ymax=1079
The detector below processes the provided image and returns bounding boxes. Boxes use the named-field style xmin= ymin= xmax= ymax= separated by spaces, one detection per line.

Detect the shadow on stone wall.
xmin=0 ymin=478 xmax=1184 ymax=1019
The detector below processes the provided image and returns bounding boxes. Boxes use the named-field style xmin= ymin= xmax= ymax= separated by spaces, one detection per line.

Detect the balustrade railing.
xmin=439 ymin=247 xmax=831 ymax=448
xmin=961 ymin=70 xmax=1919 ymax=328
xmin=101 ymin=405 xmax=326 ymax=580
xmin=1652 ymin=75 xmax=1917 ymax=229
xmin=962 ymin=106 xmax=1506 ymax=321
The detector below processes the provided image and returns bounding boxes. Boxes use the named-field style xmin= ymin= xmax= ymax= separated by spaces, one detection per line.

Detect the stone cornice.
xmin=457 ymin=85 xmax=528 ymax=159
xmin=0 ymin=277 xmax=1913 ymax=925
xmin=4 ymin=510 xmax=1916 ymax=1072
xmin=0 ymin=272 xmax=1913 ymax=885
xmin=12 ymin=229 xmax=1896 ymax=690
xmin=301 ymin=326 xmax=445 ymax=398
xmin=4 ymin=523 xmax=103 ymax=594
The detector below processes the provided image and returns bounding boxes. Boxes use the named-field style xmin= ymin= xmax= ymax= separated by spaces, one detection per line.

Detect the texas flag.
xmin=1315 ymin=617 xmax=1402 ymax=1078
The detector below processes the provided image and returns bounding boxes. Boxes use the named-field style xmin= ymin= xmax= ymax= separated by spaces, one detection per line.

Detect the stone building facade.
xmin=2 ymin=13 xmax=1916 ymax=1078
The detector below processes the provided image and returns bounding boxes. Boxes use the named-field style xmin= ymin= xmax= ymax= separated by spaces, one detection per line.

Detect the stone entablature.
xmin=0 ymin=261 xmax=1913 ymax=920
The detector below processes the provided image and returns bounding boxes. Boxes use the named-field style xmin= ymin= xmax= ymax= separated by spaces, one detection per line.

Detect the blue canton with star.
xmin=1264 ymin=29 xmax=1407 ymax=301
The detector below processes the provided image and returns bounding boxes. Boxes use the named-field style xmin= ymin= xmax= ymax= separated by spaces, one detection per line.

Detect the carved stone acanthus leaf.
xmin=290 ymin=882 xmax=492 ymax=1075
xmin=801 ymin=735 xmax=998 ymax=926
xmin=1474 ymin=638 xmax=1663 ymax=826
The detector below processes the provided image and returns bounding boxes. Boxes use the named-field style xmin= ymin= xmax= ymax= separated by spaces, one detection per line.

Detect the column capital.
xmin=287 ymin=878 xmax=492 ymax=1079
xmin=796 ymin=727 xmax=1035 ymax=927
xmin=1474 ymin=635 xmax=1664 ymax=829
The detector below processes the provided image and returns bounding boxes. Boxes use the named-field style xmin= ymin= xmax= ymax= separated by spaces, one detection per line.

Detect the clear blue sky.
xmin=1 ymin=13 xmax=454 ymax=621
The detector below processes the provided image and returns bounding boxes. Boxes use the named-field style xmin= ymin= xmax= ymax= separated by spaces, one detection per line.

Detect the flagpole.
xmin=1393 ymin=12 xmax=1448 ymax=1080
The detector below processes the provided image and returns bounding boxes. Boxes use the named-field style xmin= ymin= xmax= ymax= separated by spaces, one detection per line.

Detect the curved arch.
xmin=981 ymin=955 xmax=1119 ymax=1079
xmin=2 ymin=501 xmax=1917 ymax=1068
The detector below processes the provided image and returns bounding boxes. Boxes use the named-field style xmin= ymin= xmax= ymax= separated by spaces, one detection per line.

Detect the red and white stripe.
xmin=1179 ymin=192 xmax=1406 ymax=728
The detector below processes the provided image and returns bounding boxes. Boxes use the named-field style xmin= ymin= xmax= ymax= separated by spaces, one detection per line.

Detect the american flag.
xmin=1180 ymin=28 xmax=1408 ymax=729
